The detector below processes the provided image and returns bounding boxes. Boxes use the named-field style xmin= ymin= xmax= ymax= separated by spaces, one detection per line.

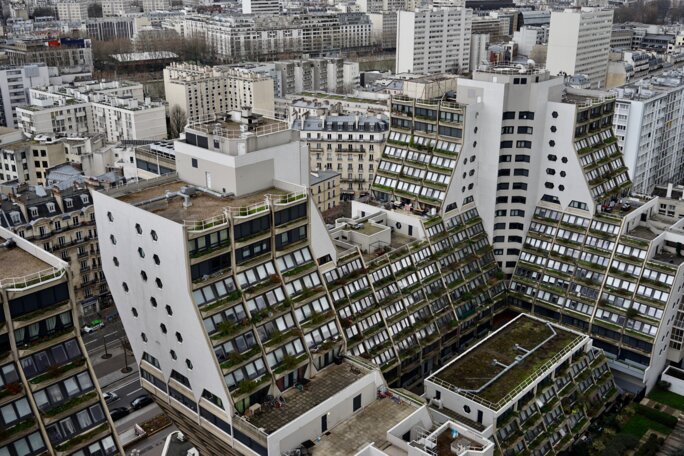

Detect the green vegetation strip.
xmin=647 ymin=386 xmax=684 ymax=411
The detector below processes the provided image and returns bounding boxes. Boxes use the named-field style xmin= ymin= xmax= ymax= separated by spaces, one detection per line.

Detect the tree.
xmin=168 ymin=105 xmax=187 ymax=139
xmin=87 ymin=3 xmax=102 ymax=17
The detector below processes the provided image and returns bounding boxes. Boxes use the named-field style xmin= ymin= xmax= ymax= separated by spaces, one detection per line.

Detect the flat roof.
xmin=430 ymin=315 xmax=581 ymax=407
xmin=248 ymin=361 xmax=366 ymax=434
xmin=312 ymin=396 xmax=418 ymax=455
xmin=115 ymin=179 xmax=287 ymax=224
xmin=0 ymin=235 xmax=52 ymax=282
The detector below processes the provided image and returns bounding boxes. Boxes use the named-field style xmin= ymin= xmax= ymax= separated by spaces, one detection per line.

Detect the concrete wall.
xmin=661 ymin=366 xmax=684 ymax=396
xmin=267 ymin=369 xmax=384 ymax=455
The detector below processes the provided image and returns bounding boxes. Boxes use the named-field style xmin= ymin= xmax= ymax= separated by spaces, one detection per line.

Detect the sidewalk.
xmin=89 ymin=346 xmax=138 ymax=388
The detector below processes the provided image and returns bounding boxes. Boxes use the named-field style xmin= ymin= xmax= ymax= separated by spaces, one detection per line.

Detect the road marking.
xmin=103 ymin=332 xmax=118 ymax=338
xmin=109 ymin=377 xmax=139 ymax=393
xmin=126 ymin=387 xmax=143 ymax=397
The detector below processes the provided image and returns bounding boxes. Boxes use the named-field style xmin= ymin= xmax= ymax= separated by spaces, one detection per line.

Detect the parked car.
xmin=109 ymin=407 xmax=130 ymax=421
xmin=103 ymin=392 xmax=119 ymax=404
xmin=82 ymin=319 xmax=105 ymax=334
xmin=130 ymin=394 xmax=153 ymax=410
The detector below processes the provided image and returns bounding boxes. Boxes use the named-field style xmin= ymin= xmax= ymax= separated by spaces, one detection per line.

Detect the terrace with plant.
xmin=430 ymin=316 xmax=582 ymax=409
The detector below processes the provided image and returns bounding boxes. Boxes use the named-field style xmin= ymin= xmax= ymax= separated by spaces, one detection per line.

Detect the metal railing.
xmin=270 ymin=192 xmax=307 ymax=205
xmin=428 ymin=335 xmax=585 ymax=411
xmin=228 ymin=201 xmax=270 ymax=218
xmin=0 ymin=267 xmax=65 ymax=290
xmin=183 ymin=213 xmax=228 ymax=232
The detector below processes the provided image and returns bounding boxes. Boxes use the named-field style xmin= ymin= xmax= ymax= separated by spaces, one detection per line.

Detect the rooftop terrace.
xmin=186 ymin=114 xmax=288 ymax=140
xmin=652 ymin=249 xmax=684 ymax=266
xmin=248 ymin=361 xmax=366 ymax=435
xmin=430 ymin=315 xmax=582 ymax=409
xmin=0 ymin=235 xmax=54 ymax=285
xmin=312 ymin=395 xmax=418 ymax=456
xmin=112 ymin=177 xmax=289 ymax=225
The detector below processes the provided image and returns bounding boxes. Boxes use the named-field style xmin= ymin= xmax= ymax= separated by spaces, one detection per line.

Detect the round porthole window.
xmin=395 ymin=222 xmax=402 ymax=229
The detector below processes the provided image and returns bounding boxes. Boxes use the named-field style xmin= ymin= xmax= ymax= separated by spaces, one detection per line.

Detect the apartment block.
xmin=294 ymin=114 xmax=388 ymax=196
xmin=0 ymin=226 xmax=122 ymax=455
xmin=546 ymin=8 xmax=614 ymax=88
xmin=163 ymin=63 xmax=276 ymax=120
xmin=56 ymin=0 xmax=89 ymax=21
xmin=16 ymin=81 xmax=167 ymax=141
xmin=396 ymin=7 xmax=473 ymax=74
xmin=0 ymin=63 xmax=50 ymax=129
xmin=612 ymin=71 xmax=684 ymax=194
xmin=423 ymin=314 xmax=616 ymax=455
xmin=183 ymin=13 xmax=373 ymax=63
xmin=0 ymin=185 xmax=109 ymax=315
xmin=92 ymin=97 xmax=516 ymax=454
xmin=310 ymin=170 xmax=341 ymax=213
xmin=1 ymin=38 xmax=93 ymax=74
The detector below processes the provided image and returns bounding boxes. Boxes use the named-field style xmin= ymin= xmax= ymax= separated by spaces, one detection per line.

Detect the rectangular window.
xmin=191 ymin=158 xmax=198 ymax=168
xmin=353 ymin=394 xmax=362 ymax=412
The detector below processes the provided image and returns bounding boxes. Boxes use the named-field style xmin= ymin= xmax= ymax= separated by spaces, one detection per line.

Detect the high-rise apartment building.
xmin=56 ymin=0 xmax=89 ymax=21
xmin=0 ymin=63 xmax=50 ymax=129
xmin=0 ymin=226 xmax=123 ymax=455
xmin=163 ymin=63 xmax=276 ymax=120
xmin=294 ymin=113 xmax=389 ymax=196
xmin=612 ymin=71 xmax=684 ymax=194
xmin=396 ymin=7 xmax=473 ymax=74
xmin=546 ymin=7 xmax=614 ymax=88
xmin=93 ymin=100 xmax=514 ymax=453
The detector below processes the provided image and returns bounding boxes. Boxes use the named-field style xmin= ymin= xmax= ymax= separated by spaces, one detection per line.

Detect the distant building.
xmin=163 ymin=63 xmax=275 ymax=120
xmin=56 ymin=0 xmax=89 ymax=21
xmin=546 ymin=8 xmax=613 ymax=88
xmin=1 ymin=38 xmax=93 ymax=74
xmin=142 ymin=0 xmax=171 ymax=11
xmin=613 ymin=71 xmax=684 ymax=194
xmin=396 ymin=7 xmax=473 ymax=74
xmin=310 ymin=170 xmax=341 ymax=212
xmin=85 ymin=17 xmax=135 ymax=41
xmin=241 ymin=0 xmax=280 ymax=14
xmin=0 ymin=63 xmax=50 ymax=128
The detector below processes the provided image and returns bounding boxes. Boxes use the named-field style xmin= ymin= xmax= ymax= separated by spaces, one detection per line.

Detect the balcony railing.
xmin=0 ymin=267 xmax=65 ymax=290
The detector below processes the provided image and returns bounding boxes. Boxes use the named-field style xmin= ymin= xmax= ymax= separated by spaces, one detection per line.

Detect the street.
xmin=82 ymin=318 xmax=175 ymax=455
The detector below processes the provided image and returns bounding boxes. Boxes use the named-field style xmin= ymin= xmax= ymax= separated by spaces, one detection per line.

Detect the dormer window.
xmin=10 ymin=212 xmax=20 ymax=224
xmin=29 ymin=207 xmax=38 ymax=218
xmin=65 ymin=198 xmax=73 ymax=209
xmin=46 ymin=202 xmax=55 ymax=213
xmin=80 ymin=194 xmax=89 ymax=204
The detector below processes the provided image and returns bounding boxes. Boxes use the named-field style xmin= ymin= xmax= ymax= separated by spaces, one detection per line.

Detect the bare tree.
xmin=169 ymin=105 xmax=187 ymax=139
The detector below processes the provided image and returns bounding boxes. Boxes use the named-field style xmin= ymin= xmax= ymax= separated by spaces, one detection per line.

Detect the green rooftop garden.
xmin=432 ymin=316 xmax=580 ymax=407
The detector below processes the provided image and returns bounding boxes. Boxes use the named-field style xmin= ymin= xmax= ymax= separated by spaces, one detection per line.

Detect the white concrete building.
xmin=0 ymin=63 xmax=50 ymax=128
xmin=546 ymin=8 xmax=614 ymax=88
xmin=241 ymin=0 xmax=280 ymax=14
xmin=56 ymin=0 xmax=89 ymax=21
xmin=612 ymin=70 xmax=684 ymax=194
xmin=163 ymin=63 xmax=276 ymax=120
xmin=91 ymin=96 xmax=167 ymax=142
xmin=15 ymin=80 xmax=167 ymax=141
xmin=513 ymin=25 xmax=548 ymax=57
xmin=396 ymin=7 xmax=473 ymax=74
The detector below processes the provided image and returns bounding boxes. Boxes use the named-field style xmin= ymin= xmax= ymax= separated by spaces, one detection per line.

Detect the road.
xmin=81 ymin=319 xmax=174 ymax=454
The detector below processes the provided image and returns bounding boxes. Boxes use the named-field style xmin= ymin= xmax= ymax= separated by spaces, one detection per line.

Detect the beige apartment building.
xmin=293 ymin=113 xmax=389 ymax=198
xmin=163 ymin=63 xmax=276 ymax=121
xmin=310 ymin=170 xmax=341 ymax=213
